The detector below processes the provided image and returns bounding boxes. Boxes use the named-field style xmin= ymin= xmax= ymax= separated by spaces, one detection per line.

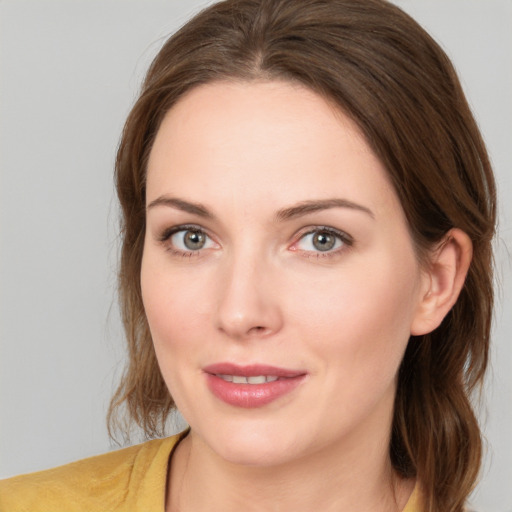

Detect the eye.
xmin=162 ymin=226 xmax=217 ymax=254
xmin=294 ymin=227 xmax=351 ymax=254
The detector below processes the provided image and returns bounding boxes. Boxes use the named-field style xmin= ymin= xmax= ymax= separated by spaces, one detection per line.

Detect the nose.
xmin=214 ymin=252 xmax=284 ymax=341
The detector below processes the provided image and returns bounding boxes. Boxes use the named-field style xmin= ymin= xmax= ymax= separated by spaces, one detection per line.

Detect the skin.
xmin=141 ymin=81 xmax=472 ymax=512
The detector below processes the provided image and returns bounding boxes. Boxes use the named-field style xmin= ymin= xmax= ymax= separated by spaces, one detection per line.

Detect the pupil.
xmin=184 ymin=230 xmax=205 ymax=250
xmin=313 ymin=232 xmax=335 ymax=251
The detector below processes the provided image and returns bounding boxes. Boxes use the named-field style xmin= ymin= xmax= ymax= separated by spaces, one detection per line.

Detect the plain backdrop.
xmin=0 ymin=1 xmax=511 ymax=510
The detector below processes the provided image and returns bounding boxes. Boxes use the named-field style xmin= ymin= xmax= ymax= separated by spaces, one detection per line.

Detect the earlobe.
xmin=410 ymin=228 xmax=473 ymax=336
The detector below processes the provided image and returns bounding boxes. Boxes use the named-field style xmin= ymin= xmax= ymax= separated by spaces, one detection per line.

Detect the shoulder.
xmin=0 ymin=434 xmax=183 ymax=512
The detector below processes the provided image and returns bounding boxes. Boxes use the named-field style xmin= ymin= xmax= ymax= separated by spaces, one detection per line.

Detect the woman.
xmin=0 ymin=1 xmax=496 ymax=511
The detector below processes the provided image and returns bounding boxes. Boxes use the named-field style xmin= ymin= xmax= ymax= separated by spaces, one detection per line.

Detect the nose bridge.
xmin=215 ymin=240 xmax=282 ymax=340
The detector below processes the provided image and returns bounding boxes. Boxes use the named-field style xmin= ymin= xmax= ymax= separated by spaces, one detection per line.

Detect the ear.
xmin=410 ymin=228 xmax=473 ymax=336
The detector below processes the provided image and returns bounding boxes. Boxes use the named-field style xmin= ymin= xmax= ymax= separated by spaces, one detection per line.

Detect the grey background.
xmin=0 ymin=1 xmax=510 ymax=510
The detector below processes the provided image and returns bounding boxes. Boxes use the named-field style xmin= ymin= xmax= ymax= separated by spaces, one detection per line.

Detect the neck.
xmin=171 ymin=441 xmax=410 ymax=512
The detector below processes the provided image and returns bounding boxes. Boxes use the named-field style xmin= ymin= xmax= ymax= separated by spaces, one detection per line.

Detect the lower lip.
xmin=205 ymin=374 xmax=305 ymax=408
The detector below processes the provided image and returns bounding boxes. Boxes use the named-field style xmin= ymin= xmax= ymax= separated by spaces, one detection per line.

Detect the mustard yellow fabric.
xmin=0 ymin=433 xmax=182 ymax=512
xmin=403 ymin=485 xmax=420 ymax=512
xmin=0 ymin=432 xmax=420 ymax=511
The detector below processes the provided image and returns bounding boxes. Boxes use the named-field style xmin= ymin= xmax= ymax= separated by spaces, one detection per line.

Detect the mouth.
xmin=203 ymin=363 xmax=307 ymax=408
xmin=215 ymin=374 xmax=279 ymax=384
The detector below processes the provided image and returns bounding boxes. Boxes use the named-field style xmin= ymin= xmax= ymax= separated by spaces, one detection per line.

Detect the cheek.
xmin=286 ymin=260 xmax=420 ymax=437
xmin=140 ymin=252 xmax=209 ymax=361
xmin=140 ymin=256 xmax=215 ymax=420
xmin=290 ymin=251 xmax=421 ymax=384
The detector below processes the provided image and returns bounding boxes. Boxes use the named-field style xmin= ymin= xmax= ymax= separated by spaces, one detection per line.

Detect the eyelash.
xmin=157 ymin=224 xmax=353 ymax=259
xmin=292 ymin=226 xmax=353 ymax=259
xmin=158 ymin=224 xmax=214 ymax=258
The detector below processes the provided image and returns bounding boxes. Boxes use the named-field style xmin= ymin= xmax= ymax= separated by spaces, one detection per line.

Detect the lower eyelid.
xmin=160 ymin=240 xmax=207 ymax=259
xmin=157 ymin=225 xmax=220 ymax=256
xmin=157 ymin=225 xmax=352 ymax=258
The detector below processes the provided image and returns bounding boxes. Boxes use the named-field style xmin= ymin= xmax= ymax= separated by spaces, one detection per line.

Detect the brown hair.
xmin=109 ymin=1 xmax=496 ymax=510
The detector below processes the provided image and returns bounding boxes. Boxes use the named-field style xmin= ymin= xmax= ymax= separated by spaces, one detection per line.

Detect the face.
xmin=141 ymin=81 xmax=429 ymax=467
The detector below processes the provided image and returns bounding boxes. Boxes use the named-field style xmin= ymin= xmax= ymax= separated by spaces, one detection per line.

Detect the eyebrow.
xmin=146 ymin=196 xmax=374 ymax=221
xmin=275 ymin=199 xmax=375 ymax=221
xmin=146 ymin=196 xmax=213 ymax=218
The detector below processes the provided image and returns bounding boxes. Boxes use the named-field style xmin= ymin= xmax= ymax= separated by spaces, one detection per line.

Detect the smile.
xmin=216 ymin=374 xmax=279 ymax=384
xmin=203 ymin=363 xmax=307 ymax=408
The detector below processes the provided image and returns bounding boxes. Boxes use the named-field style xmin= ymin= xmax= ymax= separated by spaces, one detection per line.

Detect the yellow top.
xmin=403 ymin=485 xmax=420 ymax=512
xmin=0 ymin=432 xmax=420 ymax=511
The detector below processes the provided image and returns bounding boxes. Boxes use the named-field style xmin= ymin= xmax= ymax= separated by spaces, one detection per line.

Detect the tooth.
xmin=247 ymin=375 xmax=266 ymax=384
xmin=218 ymin=374 xmax=233 ymax=382
xmin=232 ymin=375 xmax=248 ymax=384
xmin=266 ymin=376 xmax=278 ymax=382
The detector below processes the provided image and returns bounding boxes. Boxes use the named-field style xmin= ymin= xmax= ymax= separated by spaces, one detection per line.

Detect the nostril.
xmin=248 ymin=326 xmax=268 ymax=335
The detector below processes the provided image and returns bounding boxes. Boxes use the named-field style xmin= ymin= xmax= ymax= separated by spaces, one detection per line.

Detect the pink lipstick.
xmin=203 ymin=363 xmax=306 ymax=408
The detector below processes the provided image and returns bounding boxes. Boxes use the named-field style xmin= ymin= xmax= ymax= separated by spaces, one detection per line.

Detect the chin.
xmin=216 ymin=439 xmax=294 ymax=467
xmin=198 ymin=419 xmax=304 ymax=468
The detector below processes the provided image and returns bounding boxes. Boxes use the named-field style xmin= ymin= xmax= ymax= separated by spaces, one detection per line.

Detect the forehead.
xmin=146 ymin=80 xmax=400 ymax=219
xmin=149 ymin=80 xmax=365 ymax=162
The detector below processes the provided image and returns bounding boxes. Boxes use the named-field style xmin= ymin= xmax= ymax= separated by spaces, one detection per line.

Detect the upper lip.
xmin=203 ymin=363 xmax=306 ymax=378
